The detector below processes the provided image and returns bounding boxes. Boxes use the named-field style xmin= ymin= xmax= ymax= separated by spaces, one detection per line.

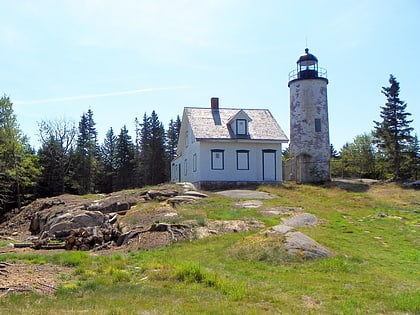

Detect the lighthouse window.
xmin=315 ymin=119 xmax=321 ymax=132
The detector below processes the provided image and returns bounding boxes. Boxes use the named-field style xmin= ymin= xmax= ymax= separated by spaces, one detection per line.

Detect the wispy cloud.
xmin=15 ymin=86 xmax=191 ymax=105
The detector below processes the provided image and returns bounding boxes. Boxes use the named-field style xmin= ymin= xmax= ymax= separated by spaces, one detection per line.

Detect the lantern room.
xmin=297 ymin=48 xmax=318 ymax=79
xmin=288 ymin=48 xmax=328 ymax=85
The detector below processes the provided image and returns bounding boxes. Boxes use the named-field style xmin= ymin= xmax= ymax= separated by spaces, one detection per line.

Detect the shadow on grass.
xmin=324 ymin=180 xmax=371 ymax=193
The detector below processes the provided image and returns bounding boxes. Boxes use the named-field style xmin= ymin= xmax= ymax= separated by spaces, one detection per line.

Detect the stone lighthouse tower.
xmin=287 ymin=48 xmax=330 ymax=183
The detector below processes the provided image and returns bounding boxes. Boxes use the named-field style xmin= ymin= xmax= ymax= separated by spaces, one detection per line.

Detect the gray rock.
xmin=283 ymin=231 xmax=331 ymax=259
xmin=47 ymin=210 xmax=106 ymax=234
xmin=282 ymin=213 xmax=319 ymax=227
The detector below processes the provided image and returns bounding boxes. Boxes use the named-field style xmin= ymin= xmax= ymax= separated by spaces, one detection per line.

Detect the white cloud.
xmin=15 ymin=86 xmax=191 ymax=105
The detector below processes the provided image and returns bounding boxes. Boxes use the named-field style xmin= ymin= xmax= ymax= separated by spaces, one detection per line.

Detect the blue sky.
xmin=1 ymin=0 xmax=419 ymax=150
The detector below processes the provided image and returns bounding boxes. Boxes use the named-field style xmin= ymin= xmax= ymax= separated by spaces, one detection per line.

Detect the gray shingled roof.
xmin=184 ymin=107 xmax=288 ymax=141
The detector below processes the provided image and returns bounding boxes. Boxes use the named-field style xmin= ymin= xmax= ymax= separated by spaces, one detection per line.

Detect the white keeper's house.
xmin=171 ymin=97 xmax=288 ymax=190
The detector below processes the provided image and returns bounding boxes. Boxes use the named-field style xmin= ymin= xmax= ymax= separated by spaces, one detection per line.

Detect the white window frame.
xmin=193 ymin=153 xmax=197 ymax=172
xmin=211 ymin=149 xmax=224 ymax=170
xmin=236 ymin=119 xmax=247 ymax=135
xmin=236 ymin=150 xmax=249 ymax=170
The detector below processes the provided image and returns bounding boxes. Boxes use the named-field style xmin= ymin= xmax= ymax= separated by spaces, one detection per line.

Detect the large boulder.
xmin=30 ymin=207 xmax=109 ymax=235
xmin=45 ymin=210 xmax=107 ymax=234
xmin=282 ymin=230 xmax=331 ymax=259
xmin=229 ymin=224 xmax=331 ymax=263
xmin=270 ymin=224 xmax=331 ymax=260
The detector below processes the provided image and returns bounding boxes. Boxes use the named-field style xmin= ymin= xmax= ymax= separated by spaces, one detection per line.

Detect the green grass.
xmin=0 ymin=183 xmax=419 ymax=314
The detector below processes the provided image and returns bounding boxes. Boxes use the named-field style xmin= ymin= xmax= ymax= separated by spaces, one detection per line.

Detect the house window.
xmin=184 ymin=159 xmax=187 ymax=176
xmin=237 ymin=150 xmax=249 ymax=170
xmin=211 ymin=149 xmax=224 ymax=170
xmin=193 ymin=154 xmax=197 ymax=172
xmin=315 ymin=118 xmax=321 ymax=132
xmin=236 ymin=119 xmax=247 ymax=135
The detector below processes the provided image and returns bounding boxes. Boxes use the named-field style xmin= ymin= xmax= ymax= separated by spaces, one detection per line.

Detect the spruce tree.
xmin=149 ymin=111 xmax=167 ymax=184
xmin=115 ymin=126 xmax=135 ymax=190
xmin=167 ymin=115 xmax=181 ymax=162
xmin=373 ymin=75 xmax=414 ymax=180
xmin=99 ymin=127 xmax=118 ymax=192
xmin=73 ymin=109 xmax=99 ymax=194
xmin=138 ymin=113 xmax=152 ymax=185
xmin=137 ymin=111 xmax=168 ymax=185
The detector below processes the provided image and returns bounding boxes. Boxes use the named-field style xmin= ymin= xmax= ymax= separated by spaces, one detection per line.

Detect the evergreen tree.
xmin=166 ymin=115 xmax=181 ymax=162
xmin=99 ymin=127 xmax=118 ymax=193
xmin=137 ymin=111 xmax=168 ymax=185
xmin=373 ymin=75 xmax=414 ymax=180
xmin=150 ymin=111 xmax=167 ymax=184
xmin=72 ymin=109 xmax=99 ymax=194
xmin=330 ymin=144 xmax=340 ymax=159
xmin=132 ymin=117 xmax=143 ymax=187
xmin=115 ymin=126 xmax=135 ymax=190
xmin=138 ymin=113 xmax=152 ymax=185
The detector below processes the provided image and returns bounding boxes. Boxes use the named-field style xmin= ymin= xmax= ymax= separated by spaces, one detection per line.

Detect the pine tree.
xmin=72 ymin=109 xmax=99 ymax=194
xmin=99 ymin=127 xmax=118 ymax=193
xmin=138 ymin=113 xmax=152 ymax=185
xmin=132 ymin=117 xmax=143 ymax=187
xmin=373 ymin=75 xmax=414 ymax=180
xmin=115 ymin=126 xmax=135 ymax=190
xmin=149 ymin=111 xmax=167 ymax=184
xmin=137 ymin=111 xmax=168 ymax=185
xmin=167 ymin=115 xmax=181 ymax=162
xmin=330 ymin=144 xmax=340 ymax=159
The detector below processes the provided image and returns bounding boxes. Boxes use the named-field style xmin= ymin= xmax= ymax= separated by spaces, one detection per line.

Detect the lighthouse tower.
xmin=287 ymin=48 xmax=330 ymax=183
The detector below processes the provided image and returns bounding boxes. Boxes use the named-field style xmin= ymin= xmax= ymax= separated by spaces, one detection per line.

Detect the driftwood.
xmin=59 ymin=226 xmax=121 ymax=251
xmin=12 ymin=225 xmax=121 ymax=251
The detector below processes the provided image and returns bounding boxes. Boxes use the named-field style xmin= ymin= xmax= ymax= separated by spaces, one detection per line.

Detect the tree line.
xmin=1 ymin=74 xmax=418 ymax=216
xmin=0 ymin=96 xmax=181 ymax=217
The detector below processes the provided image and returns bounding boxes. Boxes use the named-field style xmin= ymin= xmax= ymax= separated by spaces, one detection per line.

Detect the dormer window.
xmin=228 ymin=110 xmax=251 ymax=138
xmin=236 ymin=119 xmax=247 ymax=135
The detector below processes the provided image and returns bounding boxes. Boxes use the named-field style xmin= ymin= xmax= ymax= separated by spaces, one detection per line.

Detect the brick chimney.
xmin=211 ymin=97 xmax=219 ymax=110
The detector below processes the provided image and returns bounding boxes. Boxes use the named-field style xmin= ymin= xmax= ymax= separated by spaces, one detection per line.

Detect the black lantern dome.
xmin=288 ymin=48 xmax=327 ymax=84
xmin=297 ymin=48 xmax=318 ymax=66
xmin=297 ymin=48 xmax=318 ymax=79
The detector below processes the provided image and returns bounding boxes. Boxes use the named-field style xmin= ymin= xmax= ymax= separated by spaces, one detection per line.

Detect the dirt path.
xmin=0 ymin=262 xmax=72 ymax=296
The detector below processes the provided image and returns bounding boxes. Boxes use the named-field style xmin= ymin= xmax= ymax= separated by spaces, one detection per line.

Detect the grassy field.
xmin=0 ymin=182 xmax=419 ymax=314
